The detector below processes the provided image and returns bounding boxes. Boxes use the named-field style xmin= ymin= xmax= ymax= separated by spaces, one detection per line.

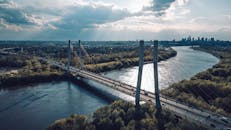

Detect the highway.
xmin=1 ymin=49 xmax=231 ymax=130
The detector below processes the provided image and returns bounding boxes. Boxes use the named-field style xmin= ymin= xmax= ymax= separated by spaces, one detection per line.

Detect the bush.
xmin=47 ymin=100 xmax=206 ymax=130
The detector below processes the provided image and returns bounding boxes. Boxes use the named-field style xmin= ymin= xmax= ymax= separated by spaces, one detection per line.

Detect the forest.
xmin=0 ymin=54 xmax=65 ymax=88
xmin=5 ymin=42 xmax=176 ymax=73
xmin=47 ymin=100 xmax=206 ymax=130
xmin=0 ymin=42 xmax=176 ymax=88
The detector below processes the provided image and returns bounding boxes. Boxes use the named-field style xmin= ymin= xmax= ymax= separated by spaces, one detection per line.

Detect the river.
xmin=0 ymin=46 xmax=219 ymax=130
xmin=103 ymin=46 xmax=219 ymax=92
xmin=0 ymin=81 xmax=109 ymax=130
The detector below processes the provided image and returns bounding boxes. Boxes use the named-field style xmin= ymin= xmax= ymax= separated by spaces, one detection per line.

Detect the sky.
xmin=0 ymin=0 xmax=231 ymax=41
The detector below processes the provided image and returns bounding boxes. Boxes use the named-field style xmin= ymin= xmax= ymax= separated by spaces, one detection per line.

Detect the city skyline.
xmin=0 ymin=0 xmax=231 ymax=41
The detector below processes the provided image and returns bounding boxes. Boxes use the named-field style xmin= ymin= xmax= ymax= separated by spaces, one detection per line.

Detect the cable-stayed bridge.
xmin=1 ymin=42 xmax=231 ymax=130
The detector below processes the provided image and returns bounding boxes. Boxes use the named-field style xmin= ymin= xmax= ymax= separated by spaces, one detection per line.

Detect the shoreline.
xmin=0 ymin=48 xmax=177 ymax=89
xmin=85 ymin=48 xmax=177 ymax=73
xmin=162 ymin=45 xmax=231 ymax=116
xmin=0 ymin=73 xmax=67 ymax=88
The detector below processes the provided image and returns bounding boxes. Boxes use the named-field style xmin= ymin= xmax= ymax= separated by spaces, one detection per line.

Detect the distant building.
xmin=187 ymin=36 xmax=192 ymax=42
xmin=192 ymin=37 xmax=195 ymax=41
xmin=211 ymin=37 xmax=215 ymax=42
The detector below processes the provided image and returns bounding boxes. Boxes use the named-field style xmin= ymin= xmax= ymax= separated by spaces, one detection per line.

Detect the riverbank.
xmin=85 ymin=48 xmax=177 ymax=73
xmin=0 ymin=72 xmax=66 ymax=88
xmin=0 ymin=54 xmax=66 ymax=88
xmin=47 ymin=100 xmax=206 ymax=130
xmin=162 ymin=45 xmax=231 ymax=116
xmin=0 ymin=47 xmax=177 ymax=88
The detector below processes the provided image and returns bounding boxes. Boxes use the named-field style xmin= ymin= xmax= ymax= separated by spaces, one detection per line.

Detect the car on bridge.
xmin=144 ymin=90 xmax=149 ymax=96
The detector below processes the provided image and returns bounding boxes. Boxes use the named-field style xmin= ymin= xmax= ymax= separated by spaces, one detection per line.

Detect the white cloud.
xmin=161 ymin=0 xmax=190 ymax=21
xmin=223 ymin=14 xmax=231 ymax=20
xmin=0 ymin=18 xmax=23 ymax=31
xmin=0 ymin=0 xmax=132 ymax=32
xmin=0 ymin=0 xmax=231 ymax=40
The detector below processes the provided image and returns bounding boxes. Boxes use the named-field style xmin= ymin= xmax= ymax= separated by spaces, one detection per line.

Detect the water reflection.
xmin=103 ymin=46 xmax=219 ymax=92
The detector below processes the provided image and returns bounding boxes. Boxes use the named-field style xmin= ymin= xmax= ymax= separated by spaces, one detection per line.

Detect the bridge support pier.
xmin=135 ymin=40 xmax=144 ymax=117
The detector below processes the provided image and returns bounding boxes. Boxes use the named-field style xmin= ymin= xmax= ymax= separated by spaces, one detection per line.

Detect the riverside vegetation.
xmin=0 ymin=42 xmax=176 ymax=88
xmin=162 ymin=45 xmax=231 ymax=116
xmin=47 ymin=100 xmax=206 ymax=130
xmin=7 ymin=43 xmax=176 ymax=73
xmin=82 ymin=47 xmax=176 ymax=72
xmin=0 ymin=54 xmax=65 ymax=88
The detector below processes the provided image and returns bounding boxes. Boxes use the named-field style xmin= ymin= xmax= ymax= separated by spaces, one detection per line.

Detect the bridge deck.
xmin=61 ymin=61 xmax=231 ymax=129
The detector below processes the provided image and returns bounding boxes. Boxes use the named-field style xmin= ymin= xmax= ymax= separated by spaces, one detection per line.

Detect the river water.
xmin=0 ymin=82 xmax=109 ymax=130
xmin=0 ymin=46 xmax=219 ymax=130
xmin=103 ymin=46 xmax=219 ymax=92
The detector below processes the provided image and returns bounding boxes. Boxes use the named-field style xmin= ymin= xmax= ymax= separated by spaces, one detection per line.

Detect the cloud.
xmin=0 ymin=0 xmax=230 ymax=41
xmin=0 ymin=18 xmax=23 ymax=31
xmin=0 ymin=0 xmax=134 ymax=39
xmin=0 ymin=0 xmax=132 ymax=34
xmin=0 ymin=0 xmax=59 ymax=31
xmin=0 ymin=0 xmax=32 ymax=25
xmin=152 ymin=0 xmax=175 ymax=15
xmin=141 ymin=0 xmax=176 ymax=16
xmin=39 ymin=0 xmax=134 ymax=39
xmin=0 ymin=0 xmax=191 ymax=39
xmin=96 ymin=15 xmax=216 ymax=33
xmin=54 ymin=1 xmax=131 ymax=31
xmin=161 ymin=0 xmax=190 ymax=21
xmin=145 ymin=0 xmax=189 ymax=16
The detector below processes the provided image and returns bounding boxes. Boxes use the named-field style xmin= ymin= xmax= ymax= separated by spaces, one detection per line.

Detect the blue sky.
xmin=0 ymin=0 xmax=231 ymax=40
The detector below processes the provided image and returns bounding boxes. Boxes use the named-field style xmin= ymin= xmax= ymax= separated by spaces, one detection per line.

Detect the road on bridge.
xmin=42 ymin=57 xmax=231 ymax=130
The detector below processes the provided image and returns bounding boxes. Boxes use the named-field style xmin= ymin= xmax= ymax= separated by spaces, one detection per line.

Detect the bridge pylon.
xmin=153 ymin=40 xmax=162 ymax=112
xmin=135 ymin=40 xmax=144 ymax=117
